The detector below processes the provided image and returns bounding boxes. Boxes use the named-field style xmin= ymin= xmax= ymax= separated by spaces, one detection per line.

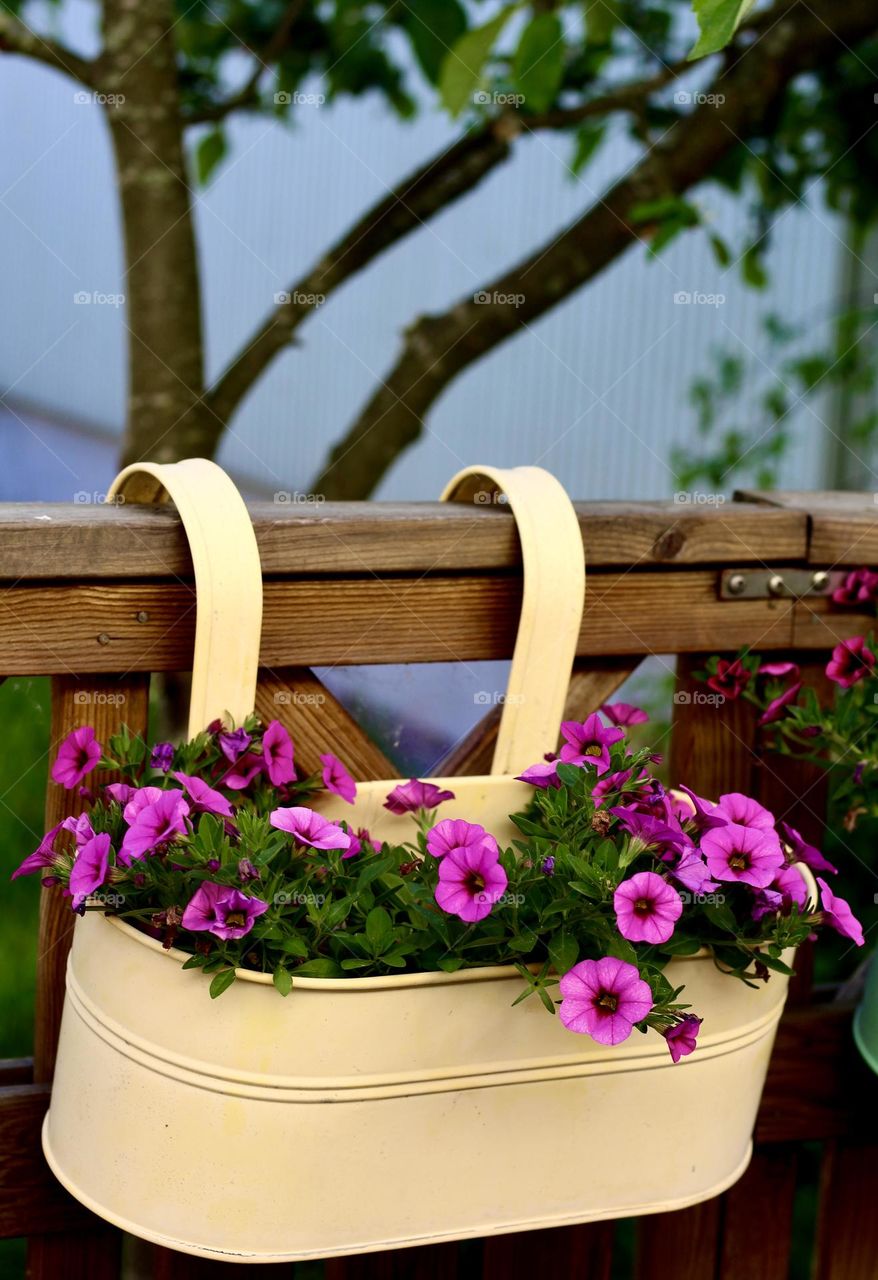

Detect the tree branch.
xmin=311 ymin=0 xmax=878 ymax=500
xmin=0 ymin=12 xmax=94 ymax=84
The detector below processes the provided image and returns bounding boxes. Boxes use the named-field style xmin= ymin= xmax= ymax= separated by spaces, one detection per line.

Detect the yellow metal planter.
xmin=44 ymin=909 xmax=798 ymax=1262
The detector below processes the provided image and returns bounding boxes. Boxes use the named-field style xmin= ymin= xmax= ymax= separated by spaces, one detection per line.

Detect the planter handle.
xmin=441 ymin=466 xmax=585 ymax=776
xmin=106 ymin=459 xmax=263 ymax=738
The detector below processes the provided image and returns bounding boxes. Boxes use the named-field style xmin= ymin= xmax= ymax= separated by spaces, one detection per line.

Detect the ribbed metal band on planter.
xmin=42 ymin=458 xmax=813 ymax=1262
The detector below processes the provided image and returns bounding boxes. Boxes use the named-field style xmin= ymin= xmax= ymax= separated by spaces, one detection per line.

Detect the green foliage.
xmin=513 ymin=13 xmax=565 ymax=113
xmin=689 ymin=0 xmax=756 ymax=60
xmin=438 ymin=6 xmax=517 ymax=117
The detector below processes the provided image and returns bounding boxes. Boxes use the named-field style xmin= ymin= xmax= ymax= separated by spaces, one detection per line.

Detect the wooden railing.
xmin=2 ymin=488 xmax=878 ymax=1279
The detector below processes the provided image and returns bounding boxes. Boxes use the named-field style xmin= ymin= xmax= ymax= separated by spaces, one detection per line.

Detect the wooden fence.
xmin=2 ymin=487 xmax=878 ymax=1279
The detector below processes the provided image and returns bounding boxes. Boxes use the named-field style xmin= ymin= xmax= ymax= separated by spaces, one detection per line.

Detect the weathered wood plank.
xmin=717 ymin=1147 xmax=798 ymax=1279
xmin=669 ymin=654 xmax=759 ymax=797
xmin=635 ymin=1199 xmax=720 ymax=1280
xmin=482 ymin=1224 xmax=613 ymax=1280
xmin=254 ymin=669 xmax=397 ymax=779
xmin=814 ymin=1140 xmax=878 ymax=1280
xmin=737 ymin=488 xmax=878 ymax=565
xmin=0 ymin=500 xmax=807 ymax=579
xmin=0 ymin=1083 xmax=95 ymax=1239
xmin=2 ymin=572 xmax=860 ymax=675
xmin=435 ymin=659 xmax=641 ymax=776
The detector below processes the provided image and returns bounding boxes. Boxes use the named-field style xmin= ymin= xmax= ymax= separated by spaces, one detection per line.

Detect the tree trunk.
xmin=100 ymin=0 xmax=211 ymax=466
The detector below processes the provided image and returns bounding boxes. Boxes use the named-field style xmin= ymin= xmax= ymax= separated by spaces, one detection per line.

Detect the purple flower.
xmin=591 ymin=768 xmax=635 ymax=804
xmin=715 ymin=792 xmax=776 ymax=831
xmin=105 ymin=782 xmax=137 ymax=808
xmin=516 ymin=760 xmax=561 ymax=789
xmin=751 ymin=888 xmax=784 ymax=922
xmin=832 ymin=568 xmax=878 ymax=607
xmin=173 ymin=772 xmax=234 ymax=818
xmin=542 ymin=856 xmax=556 ymax=876
xmin=817 ymin=877 xmax=865 ymax=946
xmin=269 ymin=806 xmax=351 ymax=851
xmin=181 ymin=881 xmax=269 ymax=940
xmin=150 ymin=742 xmax=175 ymax=773
xmin=223 ymin=752 xmax=264 ymax=790
xmin=759 ymin=681 xmax=802 ymax=726
xmin=238 ymin=857 xmax=261 ymax=883
xmin=262 ymin=721 xmax=295 ymax=787
xmin=780 ymin=822 xmax=837 ymax=875
xmin=559 ymin=714 xmax=624 ymax=775
xmin=384 ymin=779 xmax=455 ymax=815
xmin=669 ymin=851 xmax=716 ymax=894
xmin=12 ymin=821 xmax=66 ymax=880
xmin=320 ymin=753 xmax=356 ymax=804
xmin=759 ymin=660 xmax=800 ymax=679
xmin=664 ymin=1015 xmax=702 ymax=1064
xmin=119 ymin=790 xmax=190 ymax=865
xmin=826 ymin=637 xmax=876 ymax=688
xmin=122 ymin=786 xmax=165 ymax=824
xmin=601 ymin=702 xmax=649 ymax=727
xmin=69 ymin=833 xmax=112 ymax=911
xmin=426 ymin=818 xmax=498 ymax=860
xmin=701 ymin=823 xmax=785 ymax=889
xmin=558 ymin=957 xmax=653 ymax=1045
xmin=219 ymin=727 xmax=251 ymax=763
xmin=51 ymin=726 xmax=102 ymax=789
xmin=613 ymin=871 xmax=683 ymax=944
xmin=706 ymin=658 xmax=750 ymax=700
xmin=611 ymin=806 xmax=692 ymax=857
xmin=434 ymin=843 xmax=508 ymax=923
xmin=676 ymin=786 xmax=728 ymax=832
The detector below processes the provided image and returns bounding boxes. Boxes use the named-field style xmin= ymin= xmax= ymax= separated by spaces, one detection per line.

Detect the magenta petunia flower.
xmin=610 ymin=806 xmax=693 ymax=857
xmin=701 ymin=823 xmax=785 ymax=888
xmin=780 ymin=822 xmax=837 ymax=875
xmin=601 ymin=702 xmax=649 ymax=727
xmin=817 ymin=877 xmax=865 ymax=946
xmin=122 ymin=786 xmax=165 ymax=824
xmin=262 ymin=721 xmax=295 ymax=786
xmin=426 ymin=818 xmax=498 ymax=860
xmin=384 ymin=779 xmax=455 ymax=814
xmin=516 ymin=760 xmax=561 ymax=789
xmin=613 ymin=871 xmax=683 ymax=944
xmin=219 ymin=727 xmax=251 ymax=763
xmin=759 ymin=660 xmax=800 ymax=678
xmin=675 ymin=785 xmax=728 ymax=832
xmin=150 ymin=742 xmax=175 ymax=773
xmin=105 ymin=782 xmax=137 ymax=808
xmin=591 ymin=768 xmax=635 ymax=804
xmin=664 ymin=1015 xmax=702 ymax=1064
xmin=706 ymin=658 xmax=750 ymax=700
xmin=759 ymin=681 xmax=802 ymax=726
xmin=223 ymin=752 xmax=264 ymax=790
xmin=774 ymin=864 xmax=809 ymax=910
xmin=69 ymin=832 xmax=112 ymax=911
xmin=320 ymin=753 xmax=356 ymax=804
xmin=119 ymin=790 xmax=190 ymax=865
xmin=181 ymin=881 xmax=269 ymax=940
xmin=669 ymin=851 xmax=717 ymax=894
xmin=558 ymin=956 xmax=653 ymax=1045
xmin=434 ymin=843 xmax=508 ymax=922
xmin=559 ymin=714 xmax=625 ymax=775
xmin=173 ymin=772 xmax=234 ymax=818
xmin=826 ymin=636 xmax=876 ymax=688
xmin=51 ymin=726 xmax=102 ymax=790
xmin=832 ymin=568 xmax=878 ymax=607
xmin=715 ymin=792 xmax=776 ymax=830
xmin=269 ymin=805 xmax=351 ymax=851
xmin=12 ymin=821 xmax=66 ymax=880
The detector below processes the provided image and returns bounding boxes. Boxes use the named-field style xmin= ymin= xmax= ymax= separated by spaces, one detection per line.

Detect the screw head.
xmin=767 ymin=574 xmax=785 ymax=597
xmin=811 ymin=570 xmax=829 ymax=591
xmin=727 ymin=573 xmax=746 ymax=595
xmin=136 ymin=610 xmax=149 ymax=623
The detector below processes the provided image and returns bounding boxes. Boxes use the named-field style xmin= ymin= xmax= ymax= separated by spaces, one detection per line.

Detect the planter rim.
xmin=101 ymin=912 xmax=713 ymax=990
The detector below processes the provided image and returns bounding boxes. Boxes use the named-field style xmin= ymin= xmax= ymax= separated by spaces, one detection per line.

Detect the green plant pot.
xmin=853 ymin=955 xmax=878 ymax=1074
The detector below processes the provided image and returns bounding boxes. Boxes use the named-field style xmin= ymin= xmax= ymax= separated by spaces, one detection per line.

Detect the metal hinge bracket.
xmin=719 ymin=568 xmax=844 ymax=601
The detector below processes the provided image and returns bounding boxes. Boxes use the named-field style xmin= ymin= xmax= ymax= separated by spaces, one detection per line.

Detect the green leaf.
xmin=688 ymin=0 xmax=756 ymax=60
xmin=709 ymin=233 xmax=732 ymax=268
xmin=209 ymin=968 xmax=236 ymax=999
xmin=513 ymin=13 xmax=564 ymax=113
xmin=754 ymin=950 xmax=795 ymax=976
xmin=437 ymin=956 xmax=465 ymax=972
xmin=742 ymin=245 xmax=768 ymax=289
xmin=439 ymin=6 xmax=516 ymax=117
xmin=548 ymin=929 xmax=579 ymax=974
xmin=585 ymin=0 xmax=620 ymax=46
xmin=401 ymin=0 xmax=467 ymax=84
xmin=365 ymin=906 xmax=394 ymax=955
xmin=570 ymin=121 xmax=606 ymax=176
xmin=294 ymin=958 xmax=344 ymax=977
xmin=272 ymin=966 xmax=292 ymax=996
xmin=281 ymin=935 xmax=309 ymax=958
xmin=181 ymin=954 xmax=206 ymax=970
xmin=195 ymin=128 xmax=226 ymax=185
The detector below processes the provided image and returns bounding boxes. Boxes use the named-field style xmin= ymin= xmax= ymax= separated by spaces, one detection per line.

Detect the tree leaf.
xmin=195 ymin=128 xmax=226 ymax=186
xmin=439 ymin=6 xmax=516 ymax=117
xmin=513 ymin=13 xmax=564 ymax=113
xmin=402 ymin=0 xmax=467 ymax=84
xmin=209 ymin=968 xmax=236 ymax=999
xmin=689 ymin=0 xmax=756 ymax=61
